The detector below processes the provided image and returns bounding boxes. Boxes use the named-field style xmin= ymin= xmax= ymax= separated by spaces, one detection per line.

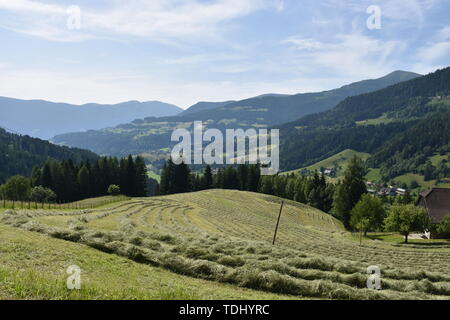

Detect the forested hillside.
xmin=280 ymin=67 xmax=450 ymax=182
xmin=368 ymin=111 xmax=450 ymax=180
xmin=280 ymin=122 xmax=414 ymax=171
xmin=0 ymin=128 xmax=98 ymax=183
xmin=289 ymin=68 xmax=450 ymax=128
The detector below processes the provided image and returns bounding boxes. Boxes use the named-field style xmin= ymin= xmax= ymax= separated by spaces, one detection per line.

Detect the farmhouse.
xmin=418 ymin=188 xmax=450 ymax=223
xmin=418 ymin=188 xmax=450 ymax=238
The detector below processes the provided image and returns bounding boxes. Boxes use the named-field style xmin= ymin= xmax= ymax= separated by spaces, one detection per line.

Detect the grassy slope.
xmin=0 ymin=222 xmax=294 ymax=300
xmin=2 ymin=190 xmax=450 ymax=300
xmin=284 ymin=149 xmax=370 ymax=176
xmin=392 ymin=158 xmax=450 ymax=191
xmin=1 ymin=192 xmax=342 ymax=300
xmin=283 ymin=149 xmax=449 ymax=190
xmin=147 ymin=170 xmax=161 ymax=183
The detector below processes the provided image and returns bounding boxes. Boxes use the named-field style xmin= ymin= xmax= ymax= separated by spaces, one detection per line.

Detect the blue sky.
xmin=0 ymin=0 xmax=449 ymax=109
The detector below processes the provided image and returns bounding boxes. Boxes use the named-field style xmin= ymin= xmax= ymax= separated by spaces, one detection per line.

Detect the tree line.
xmin=158 ymin=158 xmax=338 ymax=219
xmin=0 ymin=155 xmax=152 ymax=204
xmin=158 ymin=158 xmax=261 ymax=195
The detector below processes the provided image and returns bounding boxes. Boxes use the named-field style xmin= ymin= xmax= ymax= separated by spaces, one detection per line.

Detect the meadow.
xmin=1 ymin=190 xmax=450 ymax=300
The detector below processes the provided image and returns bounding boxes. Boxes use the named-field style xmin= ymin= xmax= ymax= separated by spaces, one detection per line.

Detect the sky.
xmin=0 ymin=0 xmax=449 ymax=109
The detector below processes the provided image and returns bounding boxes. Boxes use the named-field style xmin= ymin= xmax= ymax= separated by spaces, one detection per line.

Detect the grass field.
xmin=147 ymin=170 xmax=161 ymax=183
xmin=0 ymin=195 xmax=130 ymax=211
xmin=1 ymin=190 xmax=450 ymax=300
xmin=366 ymin=168 xmax=382 ymax=183
xmin=284 ymin=149 xmax=371 ymax=178
xmin=283 ymin=150 xmax=449 ymax=190
xmin=0 ymin=223 xmax=296 ymax=300
xmin=383 ymin=173 xmax=450 ymax=190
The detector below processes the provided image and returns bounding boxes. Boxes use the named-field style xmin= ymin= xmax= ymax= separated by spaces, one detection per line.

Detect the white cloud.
xmin=282 ymin=37 xmax=323 ymax=50
xmin=0 ymin=0 xmax=277 ymax=42
xmin=163 ymin=53 xmax=242 ymax=65
xmin=283 ymin=33 xmax=406 ymax=78
xmin=417 ymin=41 xmax=450 ymax=62
xmin=413 ymin=26 xmax=450 ymax=72
xmin=0 ymin=0 xmax=64 ymax=14
xmin=437 ymin=26 xmax=450 ymax=41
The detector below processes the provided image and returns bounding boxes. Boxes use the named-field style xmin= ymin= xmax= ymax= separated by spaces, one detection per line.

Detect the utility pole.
xmin=272 ymin=201 xmax=284 ymax=245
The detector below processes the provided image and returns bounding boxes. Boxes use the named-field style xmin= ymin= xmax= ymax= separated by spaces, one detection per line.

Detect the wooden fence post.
xmin=272 ymin=201 xmax=284 ymax=245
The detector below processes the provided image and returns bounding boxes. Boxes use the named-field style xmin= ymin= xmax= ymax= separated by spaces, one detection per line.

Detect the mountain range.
xmin=0 ymin=97 xmax=182 ymax=139
xmin=177 ymin=70 xmax=421 ymax=127
xmin=3 ymin=68 xmax=448 ymax=189
xmin=51 ymin=70 xmax=421 ymax=158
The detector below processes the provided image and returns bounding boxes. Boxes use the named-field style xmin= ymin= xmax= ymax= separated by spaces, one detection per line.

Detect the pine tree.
xmin=77 ymin=165 xmax=91 ymax=199
xmin=159 ymin=163 xmax=169 ymax=195
xmin=237 ymin=164 xmax=249 ymax=191
xmin=223 ymin=166 xmax=238 ymax=189
xmin=334 ymin=156 xmax=368 ymax=229
xmin=247 ymin=164 xmax=261 ymax=192
xmin=173 ymin=160 xmax=191 ymax=194
xmin=125 ymin=155 xmax=136 ymax=196
xmin=134 ymin=156 xmax=148 ymax=197
xmin=260 ymin=176 xmax=274 ymax=194
xmin=203 ymin=165 xmax=213 ymax=190
xmin=31 ymin=166 xmax=42 ymax=187
xmin=294 ymin=176 xmax=307 ymax=203
xmin=41 ymin=162 xmax=53 ymax=190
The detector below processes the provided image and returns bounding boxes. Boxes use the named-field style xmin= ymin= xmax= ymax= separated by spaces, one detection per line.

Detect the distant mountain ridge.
xmin=51 ymin=70 xmax=422 ymax=164
xmin=0 ymin=97 xmax=183 ymax=139
xmin=179 ymin=101 xmax=235 ymax=116
xmin=174 ymin=70 xmax=422 ymax=127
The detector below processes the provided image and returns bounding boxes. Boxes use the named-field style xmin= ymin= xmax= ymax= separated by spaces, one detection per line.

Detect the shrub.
xmin=107 ymin=185 xmax=121 ymax=196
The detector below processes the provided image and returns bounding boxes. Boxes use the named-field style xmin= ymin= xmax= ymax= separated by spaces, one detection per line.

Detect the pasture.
xmin=1 ymin=190 xmax=450 ymax=300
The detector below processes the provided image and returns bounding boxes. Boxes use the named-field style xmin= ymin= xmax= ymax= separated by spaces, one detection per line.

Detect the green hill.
xmin=282 ymin=148 xmax=448 ymax=191
xmin=284 ymin=149 xmax=370 ymax=177
xmin=280 ymin=67 xmax=450 ymax=183
xmin=0 ymin=128 xmax=98 ymax=184
xmin=2 ymin=190 xmax=450 ymax=300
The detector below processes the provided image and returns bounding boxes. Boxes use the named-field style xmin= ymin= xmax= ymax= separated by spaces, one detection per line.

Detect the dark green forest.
xmin=279 ymin=67 xmax=450 ymax=181
xmin=159 ymin=159 xmax=336 ymax=217
xmin=368 ymin=111 xmax=450 ymax=180
xmin=30 ymin=155 xmax=151 ymax=202
xmin=0 ymin=155 xmax=153 ymax=204
xmin=0 ymin=128 xmax=98 ymax=184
